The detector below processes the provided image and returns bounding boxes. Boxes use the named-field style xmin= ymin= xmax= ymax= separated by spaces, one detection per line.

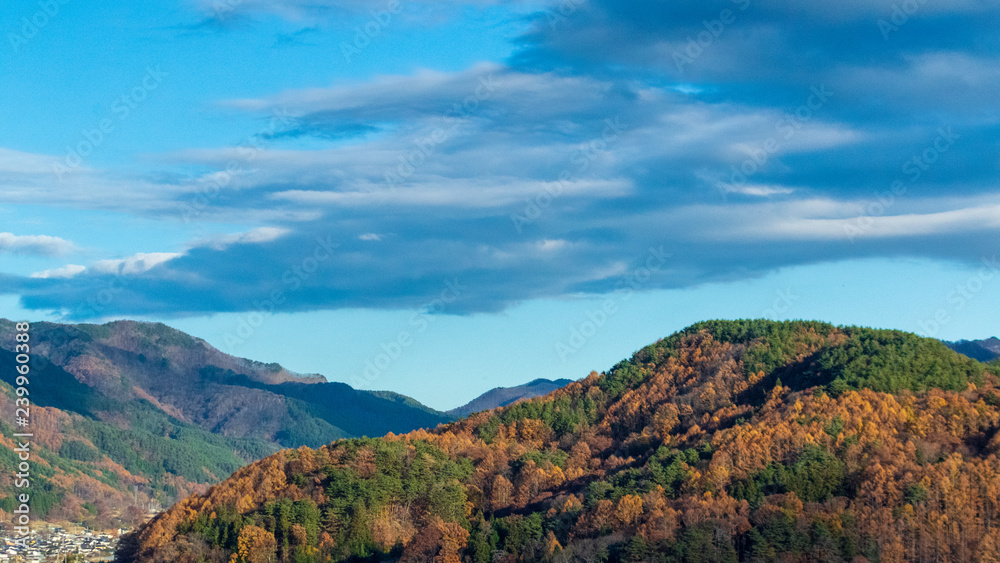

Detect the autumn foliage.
xmin=120 ymin=321 xmax=1000 ymax=562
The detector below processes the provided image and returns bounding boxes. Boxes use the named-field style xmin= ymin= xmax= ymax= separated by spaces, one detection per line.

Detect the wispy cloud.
xmin=91 ymin=252 xmax=184 ymax=275
xmin=0 ymin=232 xmax=76 ymax=256
xmin=2 ymin=0 xmax=997 ymax=319
xmin=195 ymin=227 xmax=292 ymax=250
xmin=30 ymin=265 xmax=87 ymax=279
xmin=195 ymin=0 xmax=542 ymax=27
xmin=271 ymin=178 xmax=630 ymax=208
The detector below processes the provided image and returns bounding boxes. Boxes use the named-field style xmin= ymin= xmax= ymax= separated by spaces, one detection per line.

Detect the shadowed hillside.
xmin=948 ymin=337 xmax=1000 ymax=363
xmin=0 ymin=319 xmax=451 ymax=527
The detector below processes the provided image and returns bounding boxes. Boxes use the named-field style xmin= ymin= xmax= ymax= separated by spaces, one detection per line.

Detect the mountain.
xmin=0 ymin=320 xmax=451 ymax=447
xmin=948 ymin=337 xmax=1000 ymax=362
xmin=0 ymin=319 xmax=450 ymax=528
xmin=447 ymin=378 xmax=574 ymax=417
xmin=121 ymin=320 xmax=1000 ymax=562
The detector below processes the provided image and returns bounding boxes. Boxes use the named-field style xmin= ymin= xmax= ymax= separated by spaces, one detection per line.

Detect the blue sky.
xmin=1 ymin=0 xmax=998 ymax=410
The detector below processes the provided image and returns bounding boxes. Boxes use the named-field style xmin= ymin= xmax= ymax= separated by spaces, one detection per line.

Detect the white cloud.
xmin=719 ymin=184 xmax=796 ymax=197
xmin=359 ymin=233 xmax=382 ymax=241
xmin=271 ymin=177 xmax=630 ymax=208
xmin=30 ymin=264 xmax=87 ymax=279
xmin=0 ymin=232 xmax=75 ymax=256
xmin=652 ymin=195 xmax=1000 ymax=243
xmin=764 ymin=202 xmax=1000 ymax=240
xmin=91 ymin=252 xmax=183 ymax=275
xmin=537 ymin=239 xmax=568 ymax=251
xmin=197 ymin=227 xmax=292 ymax=250
xmin=25 ymin=227 xmax=290 ymax=283
xmin=198 ymin=0 xmax=540 ymax=25
xmin=0 ymin=149 xmax=62 ymax=175
xmin=224 ymin=64 xmax=612 ymax=124
xmin=0 ymin=165 xmax=190 ymax=215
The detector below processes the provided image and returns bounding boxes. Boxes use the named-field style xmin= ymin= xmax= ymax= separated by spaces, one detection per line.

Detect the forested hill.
xmin=121 ymin=320 xmax=1000 ymax=562
xmin=0 ymin=319 xmax=450 ymax=528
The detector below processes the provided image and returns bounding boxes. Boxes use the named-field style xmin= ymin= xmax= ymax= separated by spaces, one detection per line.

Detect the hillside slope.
xmin=448 ymin=379 xmax=574 ymax=417
xmin=0 ymin=319 xmax=450 ymax=527
xmin=122 ymin=320 xmax=1000 ymax=562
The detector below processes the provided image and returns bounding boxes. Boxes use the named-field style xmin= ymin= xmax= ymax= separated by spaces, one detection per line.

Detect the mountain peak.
xmin=447 ymin=377 xmax=575 ymax=417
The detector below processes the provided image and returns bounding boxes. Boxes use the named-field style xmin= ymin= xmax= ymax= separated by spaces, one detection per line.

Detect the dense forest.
xmin=120 ymin=320 xmax=1000 ymax=562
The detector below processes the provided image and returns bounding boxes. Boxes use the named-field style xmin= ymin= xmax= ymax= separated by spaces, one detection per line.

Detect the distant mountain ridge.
xmin=447 ymin=378 xmax=574 ymax=417
xmin=946 ymin=336 xmax=1000 ymax=362
xmin=0 ymin=318 xmax=450 ymax=527
xmin=0 ymin=320 xmax=451 ymax=448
